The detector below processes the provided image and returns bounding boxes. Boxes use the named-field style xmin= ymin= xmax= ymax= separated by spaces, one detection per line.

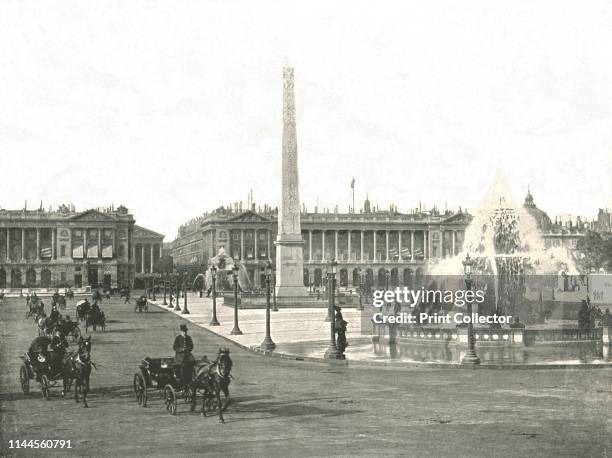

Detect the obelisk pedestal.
xmin=275 ymin=67 xmax=309 ymax=299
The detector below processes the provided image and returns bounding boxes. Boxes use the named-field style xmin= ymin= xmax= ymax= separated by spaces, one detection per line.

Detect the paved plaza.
xmin=1 ymin=295 xmax=611 ymax=457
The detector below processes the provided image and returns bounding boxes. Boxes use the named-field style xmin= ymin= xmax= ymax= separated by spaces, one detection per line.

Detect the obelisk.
xmin=275 ymin=67 xmax=308 ymax=298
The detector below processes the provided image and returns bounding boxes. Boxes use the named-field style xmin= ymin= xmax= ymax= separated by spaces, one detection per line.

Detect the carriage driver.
xmin=49 ymin=330 xmax=68 ymax=374
xmin=173 ymin=324 xmax=195 ymax=386
xmin=49 ymin=304 xmax=61 ymax=327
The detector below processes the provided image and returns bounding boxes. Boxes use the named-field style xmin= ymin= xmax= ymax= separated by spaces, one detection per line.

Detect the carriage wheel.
xmin=163 ymin=385 xmax=177 ymax=415
xmin=41 ymin=375 xmax=50 ymax=400
xmin=133 ymin=373 xmax=147 ymax=407
xmin=19 ymin=365 xmax=30 ymax=395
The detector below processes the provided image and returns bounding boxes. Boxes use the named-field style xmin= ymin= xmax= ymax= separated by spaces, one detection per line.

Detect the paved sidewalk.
xmin=149 ymin=292 xmax=365 ymax=358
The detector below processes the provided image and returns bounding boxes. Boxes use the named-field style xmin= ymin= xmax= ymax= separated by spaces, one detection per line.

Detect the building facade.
xmin=0 ymin=205 xmax=162 ymax=291
xmin=171 ymin=198 xmax=472 ymax=290
xmin=171 ymin=191 xmax=593 ymax=288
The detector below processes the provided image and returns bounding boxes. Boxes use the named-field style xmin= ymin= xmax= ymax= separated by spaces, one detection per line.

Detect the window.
xmin=259 ymin=233 xmax=266 ymax=241
xmin=60 ymin=272 xmax=66 ymax=282
xmin=60 ymin=245 xmax=66 ymax=257
xmin=233 ymin=233 xmax=239 ymax=241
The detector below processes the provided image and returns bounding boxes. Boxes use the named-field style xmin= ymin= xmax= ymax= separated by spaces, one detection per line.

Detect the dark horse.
xmin=62 ymin=336 xmax=93 ymax=408
xmin=190 ymin=348 xmax=233 ymax=423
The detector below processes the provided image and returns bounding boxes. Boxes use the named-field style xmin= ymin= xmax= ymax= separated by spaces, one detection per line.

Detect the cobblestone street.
xmin=1 ymin=296 xmax=611 ymax=457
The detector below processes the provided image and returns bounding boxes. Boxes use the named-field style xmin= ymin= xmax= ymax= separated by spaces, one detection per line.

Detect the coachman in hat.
xmin=173 ymin=324 xmax=195 ymax=386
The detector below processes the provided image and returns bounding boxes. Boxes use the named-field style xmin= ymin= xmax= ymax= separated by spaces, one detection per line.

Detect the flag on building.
xmin=40 ymin=247 xmax=52 ymax=258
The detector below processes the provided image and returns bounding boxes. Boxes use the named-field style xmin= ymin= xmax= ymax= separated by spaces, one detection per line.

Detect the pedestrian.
xmin=124 ymin=289 xmax=131 ymax=304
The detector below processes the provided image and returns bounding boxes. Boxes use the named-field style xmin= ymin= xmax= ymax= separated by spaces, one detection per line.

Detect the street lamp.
xmin=385 ymin=269 xmax=390 ymax=291
xmin=162 ymin=272 xmax=167 ymax=305
xmin=209 ymin=265 xmax=220 ymax=326
xmin=461 ymin=254 xmax=480 ymax=365
xmin=271 ymin=268 xmax=279 ymax=312
xmin=324 ymin=259 xmax=341 ymax=359
xmin=260 ymin=261 xmax=276 ymax=351
xmin=174 ymin=273 xmax=181 ymax=312
xmin=230 ymin=263 xmax=242 ymax=335
xmin=182 ymin=270 xmax=190 ymax=315
xmin=152 ymin=275 xmax=156 ymax=301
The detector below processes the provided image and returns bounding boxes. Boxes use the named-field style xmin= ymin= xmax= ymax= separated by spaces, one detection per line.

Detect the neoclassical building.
xmin=0 ymin=205 xmax=164 ymax=290
xmin=171 ymin=191 xmax=594 ymax=289
xmin=171 ymin=198 xmax=471 ymax=290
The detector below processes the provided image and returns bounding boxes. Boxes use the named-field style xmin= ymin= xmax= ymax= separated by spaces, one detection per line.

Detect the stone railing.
xmin=372 ymin=322 xmax=610 ymax=347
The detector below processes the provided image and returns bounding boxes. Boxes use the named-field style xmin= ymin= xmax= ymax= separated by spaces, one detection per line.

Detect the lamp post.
xmin=152 ymin=275 xmax=156 ymax=301
xmin=182 ymin=269 xmax=190 ymax=314
xmin=385 ymin=269 xmax=390 ymax=291
xmin=462 ymin=254 xmax=480 ymax=365
xmin=209 ymin=265 xmax=219 ymax=326
xmin=230 ymin=264 xmax=242 ymax=335
xmin=260 ymin=261 xmax=276 ymax=351
xmin=271 ymin=267 xmax=278 ymax=312
xmin=162 ymin=272 xmax=167 ymax=305
xmin=174 ymin=273 xmax=181 ymax=312
xmin=358 ymin=269 xmax=366 ymax=311
xmin=324 ymin=259 xmax=341 ymax=359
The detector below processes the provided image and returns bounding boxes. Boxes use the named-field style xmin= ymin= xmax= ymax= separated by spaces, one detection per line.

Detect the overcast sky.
xmin=1 ymin=0 xmax=611 ymax=239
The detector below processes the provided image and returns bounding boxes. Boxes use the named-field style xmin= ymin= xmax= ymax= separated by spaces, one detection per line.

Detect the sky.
xmin=1 ymin=0 xmax=611 ymax=239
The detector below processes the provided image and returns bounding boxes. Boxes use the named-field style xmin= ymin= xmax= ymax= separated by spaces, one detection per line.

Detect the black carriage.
xmin=19 ymin=353 xmax=62 ymax=400
xmin=52 ymin=295 xmax=67 ymax=310
xmin=133 ymin=357 xmax=198 ymax=415
xmin=85 ymin=309 xmax=106 ymax=332
xmin=134 ymin=296 xmax=148 ymax=313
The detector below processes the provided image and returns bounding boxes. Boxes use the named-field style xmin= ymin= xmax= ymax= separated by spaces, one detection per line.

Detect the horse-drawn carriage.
xmin=19 ymin=351 xmax=62 ymax=400
xmin=85 ymin=309 xmax=106 ymax=332
xmin=135 ymin=295 xmax=148 ymax=313
xmin=133 ymin=349 xmax=233 ymax=422
xmin=52 ymin=292 xmax=67 ymax=310
xmin=20 ymin=337 xmax=93 ymax=407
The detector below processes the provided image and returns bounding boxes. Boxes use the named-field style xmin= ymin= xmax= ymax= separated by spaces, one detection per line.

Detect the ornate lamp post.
xmin=152 ymin=275 xmax=156 ymax=301
xmin=182 ymin=269 xmax=190 ymax=315
xmin=260 ymin=261 xmax=276 ymax=351
xmin=358 ymin=269 xmax=366 ymax=311
xmin=162 ymin=272 xmax=167 ymax=305
xmin=230 ymin=264 xmax=242 ymax=335
xmin=462 ymin=254 xmax=480 ymax=365
xmin=173 ymin=273 xmax=181 ymax=312
xmin=324 ymin=259 xmax=341 ymax=359
xmin=271 ymin=266 xmax=278 ymax=312
xmin=385 ymin=269 xmax=390 ymax=291
xmin=209 ymin=265 xmax=219 ymax=326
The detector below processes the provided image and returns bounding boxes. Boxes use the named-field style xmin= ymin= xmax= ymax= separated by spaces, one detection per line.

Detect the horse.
xmin=190 ymin=348 xmax=233 ymax=423
xmin=76 ymin=301 xmax=90 ymax=323
xmin=85 ymin=309 xmax=105 ymax=332
xmin=62 ymin=336 xmax=93 ymax=407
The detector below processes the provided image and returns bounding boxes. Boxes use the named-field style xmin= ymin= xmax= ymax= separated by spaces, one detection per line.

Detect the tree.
xmin=156 ymin=255 xmax=174 ymax=275
xmin=576 ymin=231 xmax=612 ymax=272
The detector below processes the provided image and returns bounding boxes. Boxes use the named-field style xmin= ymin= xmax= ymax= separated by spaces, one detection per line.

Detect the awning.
xmin=102 ymin=244 xmax=113 ymax=258
xmin=87 ymin=245 xmax=98 ymax=258
xmin=72 ymin=244 xmax=84 ymax=258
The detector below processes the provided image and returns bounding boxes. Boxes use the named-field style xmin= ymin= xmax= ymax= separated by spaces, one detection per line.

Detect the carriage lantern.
xmin=230 ymin=264 xmax=242 ymax=335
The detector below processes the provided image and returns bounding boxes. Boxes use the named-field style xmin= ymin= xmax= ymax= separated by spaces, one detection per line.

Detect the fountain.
xmin=362 ymin=173 xmax=611 ymax=366
xmin=431 ymin=172 xmax=578 ymax=320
